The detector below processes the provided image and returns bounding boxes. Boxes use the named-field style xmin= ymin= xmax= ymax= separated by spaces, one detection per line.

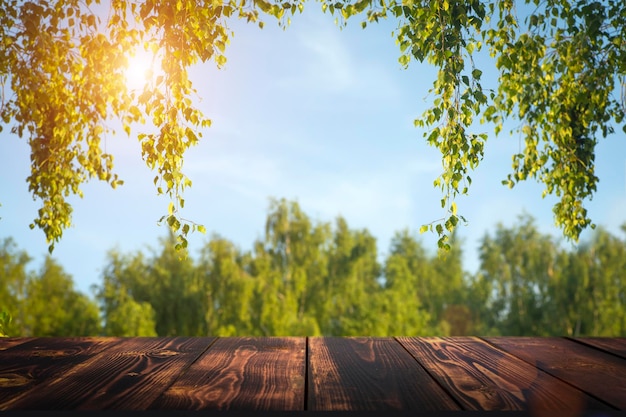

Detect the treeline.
xmin=1 ymin=198 xmax=625 ymax=337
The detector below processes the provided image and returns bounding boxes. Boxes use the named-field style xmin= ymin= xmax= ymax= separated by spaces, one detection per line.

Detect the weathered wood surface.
xmin=308 ymin=337 xmax=460 ymax=411
xmin=0 ymin=337 xmax=121 ymax=406
xmin=398 ymin=337 xmax=611 ymax=411
xmin=0 ymin=338 xmax=35 ymax=351
xmin=150 ymin=337 xmax=305 ymax=410
xmin=0 ymin=337 xmax=623 ymax=411
xmin=572 ymin=337 xmax=626 ymax=359
xmin=485 ymin=337 xmax=626 ymax=409
xmin=2 ymin=337 xmax=214 ymax=410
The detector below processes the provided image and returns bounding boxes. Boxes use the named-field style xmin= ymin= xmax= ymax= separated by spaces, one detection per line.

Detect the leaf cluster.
xmin=1 ymin=0 xmax=625 ymax=253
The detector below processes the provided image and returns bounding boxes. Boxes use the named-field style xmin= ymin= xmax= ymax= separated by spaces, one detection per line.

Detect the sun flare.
xmin=123 ymin=47 xmax=162 ymax=92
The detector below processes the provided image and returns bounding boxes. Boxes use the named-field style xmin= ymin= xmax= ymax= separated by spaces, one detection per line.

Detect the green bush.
xmin=0 ymin=310 xmax=11 ymax=337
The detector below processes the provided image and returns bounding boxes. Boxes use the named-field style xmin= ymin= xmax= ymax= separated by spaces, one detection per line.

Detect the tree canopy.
xmin=2 ymin=199 xmax=625 ymax=337
xmin=1 ymin=0 xmax=624 ymax=251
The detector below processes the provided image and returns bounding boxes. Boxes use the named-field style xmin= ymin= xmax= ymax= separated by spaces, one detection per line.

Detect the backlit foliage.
xmin=1 ymin=0 xmax=624 ymax=251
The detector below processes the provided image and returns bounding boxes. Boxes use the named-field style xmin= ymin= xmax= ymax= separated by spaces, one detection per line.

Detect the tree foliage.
xmin=473 ymin=214 xmax=626 ymax=336
xmin=89 ymin=200 xmax=626 ymax=337
xmin=0 ymin=237 xmax=101 ymax=336
xmin=1 ymin=199 xmax=625 ymax=336
xmin=1 ymin=0 xmax=624 ymax=251
xmin=92 ymin=198 xmax=461 ymax=336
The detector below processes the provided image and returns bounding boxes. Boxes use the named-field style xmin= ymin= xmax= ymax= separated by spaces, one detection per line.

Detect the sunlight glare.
xmin=124 ymin=46 xmax=161 ymax=92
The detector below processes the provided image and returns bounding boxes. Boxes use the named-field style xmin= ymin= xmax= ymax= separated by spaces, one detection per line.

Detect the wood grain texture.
xmin=150 ymin=337 xmax=306 ymax=410
xmin=0 ymin=338 xmax=35 ymax=351
xmin=0 ymin=337 xmax=120 ymax=409
xmin=572 ymin=338 xmax=626 ymax=359
xmin=485 ymin=337 xmax=626 ymax=409
xmin=397 ymin=336 xmax=611 ymax=411
xmin=307 ymin=337 xmax=460 ymax=411
xmin=2 ymin=337 xmax=625 ymax=411
xmin=1 ymin=337 xmax=214 ymax=410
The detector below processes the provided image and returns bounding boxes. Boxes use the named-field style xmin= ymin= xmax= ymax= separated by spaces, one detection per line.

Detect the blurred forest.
xmin=1 ymin=198 xmax=625 ymax=337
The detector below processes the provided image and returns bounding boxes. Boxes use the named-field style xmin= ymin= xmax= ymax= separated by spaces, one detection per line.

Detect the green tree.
xmin=382 ymin=230 xmax=471 ymax=335
xmin=476 ymin=215 xmax=560 ymax=335
xmin=464 ymin=269 xmax=496 ymax=335
xmin=1 ymin=238 xmax=102 ymax=336
xmin=144 ymin=233 xmax=203 ymax=336
xmin=21 ymin=257 xmax=102 ymax=336
xmin=88 ymin=200 xmax=625 ymax=337
xmin=95 ymin=250 xmax=158 ymax=336
xmin=586 ymin=227 xmax=626 ymax=336
xmin=323 ymin=217 xmax=383 ymax=335
xmin=431 ymin=234 xmax=474 ymax=335
xmin=0 ymin=238 xmax=29 ymax=336
xmin=0 ymin=310 xmax=10 ymax=337
xmin=247 ymin=239 xmax=291 ymax=335
xmin=198 ymin=236 xmax=256 ymax=336
xmin=380 ymin=230 xmax=438 ymax=335
xmin=103 ymin=293 xmax=158 ymax=337
xmin=253 ymin=198 xmax=329 ymax=335
xmin=549 ymin=245 xmax=595 ymax=336
xmin=550 ymin=228 xmax=626 ymax=337
xmin=96 ymin=233 xmax=205 ymax=336
xmin=3 ymin=0 xmax=623 ymax=251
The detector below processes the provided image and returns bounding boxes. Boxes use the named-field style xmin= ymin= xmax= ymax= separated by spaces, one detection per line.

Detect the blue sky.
xmin=1 ymin=6 xmax=625 ymax=295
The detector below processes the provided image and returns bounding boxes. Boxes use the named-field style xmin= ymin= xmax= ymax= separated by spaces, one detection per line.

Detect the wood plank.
xmin=572 ymin=338 xmax=626 ymax=359
xmin=150 ymin=337 xmax=306 ymax=411
xmin=484 ymin=337 xmax=626 ymax=409
xmin=397 ymin=337 xmax=612 ymax=411
xmin=1 ymin=337 xmax=214 ymax=410
xmin=307 ymin=337 xmax=460 ymax=411
xmin=0 ymin=338 xmax=35 ymax=351
xmin=0 ymin=337 xmax=120 ymax=409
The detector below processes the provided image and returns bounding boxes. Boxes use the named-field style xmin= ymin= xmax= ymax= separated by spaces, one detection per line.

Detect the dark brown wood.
xmin=572 ymin=338 xmax=626 ymax=359
xmin=1 ymin=337 xmax=624 ymax=411
xmin=307 ymin=337 xmax=460 ymax=411
xmin=397 ymin=336 xmax=612 ymax=411
xmin=0 ymin=337 xmax=121 ymax=408
xmin=484 ymin=337 xmax=626 ymax=409
xmin=150 ymin=337 xmax=306 ymax=410
xmin=1 ymin=337 xmax=214 ymax=410
xmin=0 ymin=338 xmax=35 ymax=351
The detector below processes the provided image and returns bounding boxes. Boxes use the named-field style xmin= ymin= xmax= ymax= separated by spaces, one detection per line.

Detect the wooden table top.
xmin=0 ymin=336 xmax=625 ymax=411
